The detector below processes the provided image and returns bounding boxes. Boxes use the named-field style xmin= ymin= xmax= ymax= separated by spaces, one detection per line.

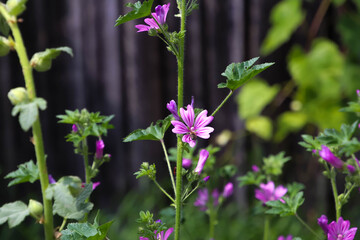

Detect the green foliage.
xmin=274 ymin=111 xmax=307 ymax=142
xmin=137 ymin=210 xmax=166 ymax=239
xmin=45 ymin=176 xmax=93 ymax=220
xmin=238 ymin=171 xmax=266 ymax=187
xmin=11 ymin=97 xmax=47 ymax=131
xmin=30 ymin=47 xmax=73 ymax=72
xmin=115 ymin=0 xmax=154 ymax=26
xmin=286 ymin=182 xmax=305 ymax=198
xmin=185 ymin=0 xmax=199 ymax=16
xmin=265 ymin=192 xmax=304 ymax=216
xmin=0 ymin=36 xmax=10 ymax=56
xmin=0 ymin=201 xmax=29 ymax=228
xmin=246 ymin=116 xmax=273 ymax=140
xmin=218 ymin=57 xmax=274 ymax=91
xmin=124 ymin=115 xmax=172 ymax=142
xmin=261 ymin=0 xmax=305 ymax=55
xmin=263 ymin=152 xmax=291 ymax=177
xmin=0 ymin=13 xmax=10 ymax=36
xmin=134 ymin=162 xmax=156 ymax=180
xmin=6 ymin=0 xmax=27 ymax=17
xmin=4 ymin=160 xmax=39 ymax=187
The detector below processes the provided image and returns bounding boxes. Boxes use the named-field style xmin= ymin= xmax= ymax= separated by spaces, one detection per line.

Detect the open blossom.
xmin=135 ymin=3 xmax=170 ymax=32
xmin=327 ymin=217 xmax=357 ymax=240
xmin=255 ymin=181 xmax=287 ymax=204
xmin=319 ymin=145 xmax=344 ymax=169
xmin=194 ymin=149 xmax=209 ymax=174
xmin=171 ymin=103 xmax=214 ymax=147
xmin=139 ymin=228 xmax=174 ymax=240
xmin=96 ymin=139 xmax=105 ymax=159
xmin=277 ymin=235 xmax=292 ymax=240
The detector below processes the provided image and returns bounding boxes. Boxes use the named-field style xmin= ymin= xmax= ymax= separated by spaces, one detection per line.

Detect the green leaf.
xmin=218 ymin=57 xmax=274 ymax=91
xmin=237 ymin=79 xmax=280 ymax=119
xmin=237 ymin=171 xmax=266 ymax=187
xmin=67 ymin=223 xmax=98 ymax=237
xmin=4 ymin=160 xmax=39 ymax=187
xmin=261 ymin=0 xmax=304 ymax=55
xmin=274 ymin=111 xmax=307 ymax=142
xmin=0 ymin=201 xmax=29 ymax=228
xmin=265 ymin=192 xmax=304 ymax=217
xmin=298 ymin=134 xmax=321 ymax=152
xmin=124 ymin=115 xmax=172 ymax=142
xmin=6 ymin=0 xmax=27 ymax=16
xmin=115 ymin=0 xmax=154 ymax=26
xmin=0 ymin=13 xmax=10 ymax=36
xmin=30 ymin=47 xmax=73 ymax=72
xmin=245 ymin=116 xmax=273 ymax=140
xmin=88 ymin=220 xmax=114 ymax=240
xmin=263 ymin=152 xmax=291 ymax=177
xmin=340 ymin=101 xmax=360 ymax=113
xmin=11 ymin=98 xmax=46 ymax=131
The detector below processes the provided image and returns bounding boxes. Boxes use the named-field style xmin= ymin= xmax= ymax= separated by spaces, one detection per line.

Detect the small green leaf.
xmin=218 ymin=57 xmax=274 ymax=91
xmin=124 ymin=115 xmax=172 ymax=142
xmin=263 ymin=152 xmax=291 ymax=177
xmin=30 ymin=47 xmax=73 ymax=72
xmin=0 ymin=36 xmax=10 ymax=56
xmin=265 ymin=192 xmax=304 ymax=216
xmin=115 ymin=0 xmax=154 ymax=26
xmin=11 ymin=98 xmax=47 ymax=131
xmin=0 ymin=201 xmax=29 ymax=228
xmin=88 ymin=220 xmax=114 ymax=240
xmin=237 ymin=171 xmax=266 ymax=187
xmin=4 ymin=160 xmax=39 ymax=186
xmin=6 ymin=0 xmax=27 ymax=16
xmin=0 ymin=13 xmax=10 ymax=36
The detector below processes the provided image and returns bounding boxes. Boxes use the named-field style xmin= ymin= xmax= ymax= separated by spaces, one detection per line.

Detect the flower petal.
xmin=144 ymin=18 xmax=159 ymax=29
xmin=135 ymin=24 xmax=151 ymax=32
xmin=195 ymin=127 xmax=214 ymax=139
xmin=171 ymin=120 xmax=189 ymax=134
xmin=180 ymin=105 xmax=195 ymax=128
xmin=194 ymin=110 xmax=213 ymax=129
xmin=164 ymin=228 xmax=174 ymax=240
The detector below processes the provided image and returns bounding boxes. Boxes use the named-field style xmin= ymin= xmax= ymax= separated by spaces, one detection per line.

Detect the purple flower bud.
xmin=166 ymin=100 xmax=180 ymax=120
xmin=347 ymin=165 xmax=356 ymax=173
xmin=182 ymin=158 xmax=192 ymax=169
xmin=319 ymin=145 xmax=344 ymax=169
xmin=252 ymin=165 xmax=260 ymax=172
xmin=96 ymin=140 xmax=105 ymax=159
xmin=155 ymin=219 xmax=162 ymax=224
xmin=317 ymin=215 xmax=328 ymax=234
xmin=222 ymin=182 xmax=234 ymax=198
xmin=48 ymin=174 xmax=56 ymax=184
xmin=203 ymin=176 xmax=210 ymax=182
xmin=358 ymin=123 xmax=360 ymax=129
xmin=72 ymin=124 xmax=78 ymax=132
xmin=194 ymin=149 xmax=209 ymax=175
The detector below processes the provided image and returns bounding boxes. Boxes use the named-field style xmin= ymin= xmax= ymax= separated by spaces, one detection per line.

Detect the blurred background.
xmin=1 ymin=0 xmax=360 ymax=239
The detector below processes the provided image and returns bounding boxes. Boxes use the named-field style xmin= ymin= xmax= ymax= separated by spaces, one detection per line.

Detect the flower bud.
xmin=96 ymin=139 xmax=105 ymax=159
xmin=7 ymin=87 xmax=28 ymax=105
xmin=28 ymin=199 xmax=43 ymax=221
xmin=0 ymin=37 xmax=10 ymax=57
xmin=30 ymin=54 xmax=52 ymax=72
xmin=182 ymin=158 xmax=192 ymax=169
xmin=222 ymin=182 xmax=234 ymax=198
xmin=194 ymin=149 xmax=209 ymax=175
xmin=72 ymin=124 xmax=78 ymax=132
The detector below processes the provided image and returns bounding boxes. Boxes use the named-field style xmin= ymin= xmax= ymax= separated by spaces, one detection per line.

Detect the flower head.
xmin=96 ymin=140 xmax=105 ymax=159
xmin=222 ymin=182 xmax=234 ymax=198
xmin=167 ymin=100 xmax=180 ymax=120
xmin=171 ymin=103 xmax=214 ymax=148
xmin=327 ymin=217 xmax=357 ymax=240
xmin=255 ymin=181 xmax=287 ymax=204
xmin=135 ymin=3 xmax=170 ymax=32
xmin=194 ymin=149 xmax=209 ymax=174
xmin=319 ymin=145 xmax=344 ymax=169
xmin=277 ymin=235 xmax=292 ymax=240
xmin=318 ymin=215 xmax=329 ymax=235
xmin=182 ymin=158 xmax=192 ymax=169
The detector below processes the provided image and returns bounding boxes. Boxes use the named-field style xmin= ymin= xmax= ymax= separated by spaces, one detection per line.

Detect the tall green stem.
xmin=209 ymin=206 xmax=217 ymax=239
xmin=174 ymin=1 xmax=187 ymax=239
xmin=330 ymin=168 xmax=341 ymax=220
xmin=0 ymin=6 xmax=54 ymax=240
xmin=263 ymin=215 xmax=270 ymax=240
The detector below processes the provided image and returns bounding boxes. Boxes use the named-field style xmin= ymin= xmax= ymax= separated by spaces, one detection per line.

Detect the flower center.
xmin=189 ymin=127 xmax=197 ymax=140
xmin=337 ymin=234 xmax=344 ymax=240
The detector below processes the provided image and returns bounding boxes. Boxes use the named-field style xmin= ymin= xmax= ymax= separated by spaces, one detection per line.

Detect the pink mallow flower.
xmin=182 ymin=158 xmax=192 ymax=169
xmin=194 ymin=149 xmax=209 ymax=174
xmin=135 ymin=3 xmax=170 ymax=32
xmin=319 ymin=145 xmax=344 ymax=169
xmin=255 ymin=181 xmax=287 ymax=204
xmin=171 ymin=103 xmax=214 ymax=147
xmin=96 ymin=139 xmax=105 ymax=159
xmin=277 ymin=235 xmax=292 ymax=240
xmin=140 ymin=228 xmax=174 ymax=240
xmin=327 ymin=217 xmax=357 ymax=240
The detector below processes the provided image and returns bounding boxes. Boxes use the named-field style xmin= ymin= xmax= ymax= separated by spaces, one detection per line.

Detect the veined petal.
xmin=144 ymin=18 xmax=159 ymax=29
xmin=196 ymin=127 xmax=214 ymax=139
xmin=180 ymin=105 xmax=195 ymax=128
xmin=345 ymin=227 xmax=357 ymax=240
xmin=164 ymin=228 xmax=174 ymax=240
xmin=171 ymin=120 xmax=189 ymax=134
xmin=135 ymin=24 xmax=151 ymax=32
xmin=194 ymin=110 xmax=213 ymax=129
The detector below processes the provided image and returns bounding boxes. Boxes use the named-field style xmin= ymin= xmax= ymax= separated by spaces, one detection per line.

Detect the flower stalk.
xmin=160 ymin=139 xmax=176 ymax=195
xmin=0 ymin=5 xmax=54 ymax=240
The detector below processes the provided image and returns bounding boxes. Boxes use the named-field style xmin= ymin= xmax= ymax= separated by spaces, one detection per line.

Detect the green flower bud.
xmin=7 ymin=87 xmax=28 ymax=105
xmin=6 ymin=0 xmax=27 ymax=16
xmin=28 ymin=199 xmax=43 ymax=221
xmin=0 ymin=37 xmax=10 ymax=57
xmin=30 ymin=53 xmax=52 ymax=72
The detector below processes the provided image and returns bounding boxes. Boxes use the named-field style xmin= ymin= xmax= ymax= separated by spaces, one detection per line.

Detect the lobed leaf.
xmin=11 ymin=98 xmax=47 ymax=131
xmin=115 ymin=0 xmax=154 ymax=26
xmin=0 ymin=201 xmax=29 ymax=228
xmin=265 ymin=192 xmax=304 ymax=217
xmin=4 ymin=160 xmax=39 ymax=186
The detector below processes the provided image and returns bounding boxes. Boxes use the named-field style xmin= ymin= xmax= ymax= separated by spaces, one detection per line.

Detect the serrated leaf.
xmin=218 ymin=58 xmax=274 ymax=91
xmin=265 ymin=192 xmax=304 ymax=217
xmin=0 ymin=201 xmax=29 ymax=228
xmin=4 ymin=160 xmax=39 ymax=186
xmin=261 ymin=0 xmax=304 ymax=55
xmin=88 ymin=220 xmax=114 ymax=240
xmin=115 ymin=0 xmax=154 ymax=26
xmin=0 ymin=13 xmax=10 ymax=36
xmin=124 ymin=115 xmax=172 ymax=142
xmin=263 ymin=152 xmax=291 ymax=177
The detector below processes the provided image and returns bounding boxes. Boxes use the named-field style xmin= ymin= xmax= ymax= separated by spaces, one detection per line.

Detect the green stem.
xmin=82 ymin=139 xmax=90 ymax=184
xmin=174 ymin=0 xmax=186 ymax=239
xmin=263 ymin=215 xmax=270 ymax=240
xmin=151 ymin=15 xmax=179 ymax=57
xmin=330 ymin=168 xmax=341 ymax=220
xmin=209 ymin=205 xmax=217 ymax=239
xmin=0 ymin=6 xmax=54 ymax=240
xmin=160 ymin=139 xmax=176 ymax=196
xmin=153 ymin=179 xmax=175 ymax=203
xmin=182 ymin=182 xmax=200 ymax=201
xmin=211 ymin=90 xmax=233 ymax=117
xmin=59 ymin=218 xmax=67 ymax=232
xmin=295 ymin=214 xmax=323 ymax=240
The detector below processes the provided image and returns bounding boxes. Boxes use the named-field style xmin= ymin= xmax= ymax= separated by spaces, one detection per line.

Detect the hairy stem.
xmin=153 ymin=179 xmax=175 ymax=203
xmin=0 ymin=6 xmax=54 ymax=240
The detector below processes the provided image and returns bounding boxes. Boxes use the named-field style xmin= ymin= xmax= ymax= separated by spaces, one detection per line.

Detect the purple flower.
xmin=135 ymin=3 xmax=170 ymax=32
xmin=96 ymin=140 xmax=105 ymax=159
xmin=139 ymin=228 xmax=174 ymax=240
xmin=357 ymin=89 xmax=360 ymax=97
xmin=255 ymin=181 xmax=287 ymax=204
xmin=327 ymin=217 xmax=357 ymax=240
xmin=48 ymin=175 xmax=56 ymax=184
xmin=167 ymin=100 xmax=180 ymax=120
xmin=212 ymin=189 xmax=220 ymax=206
xmin=222 ymin=182 xmax=234 ymax=198
xmin=318 ymin=215 xmax=329 ymax=235
xmin=194 ymin=149 xmax=209 ymax=174
xmin=182 ymin=158 xmax=192 ymax=169
xmin=194 ymin=189 xmax=208 ymax=211
xmin=171 ymin=103 xmax=214 ymax=148
xmin=203 ymin=176 xmax=210 ymax=182
xmin=72 ymin=124 xmax=78 ymax=132
xmin=252 ymin=165 xmax=260 ymax=172
xmin=155 ymin=219 xmax=162 ymax=224
xmin=347 ymin=165 xmax=356 ymax=173
xmin=277 ymin=235 xmax=292 ymax=240
xmin=319 ymin=145 xmax=344 ymax=169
